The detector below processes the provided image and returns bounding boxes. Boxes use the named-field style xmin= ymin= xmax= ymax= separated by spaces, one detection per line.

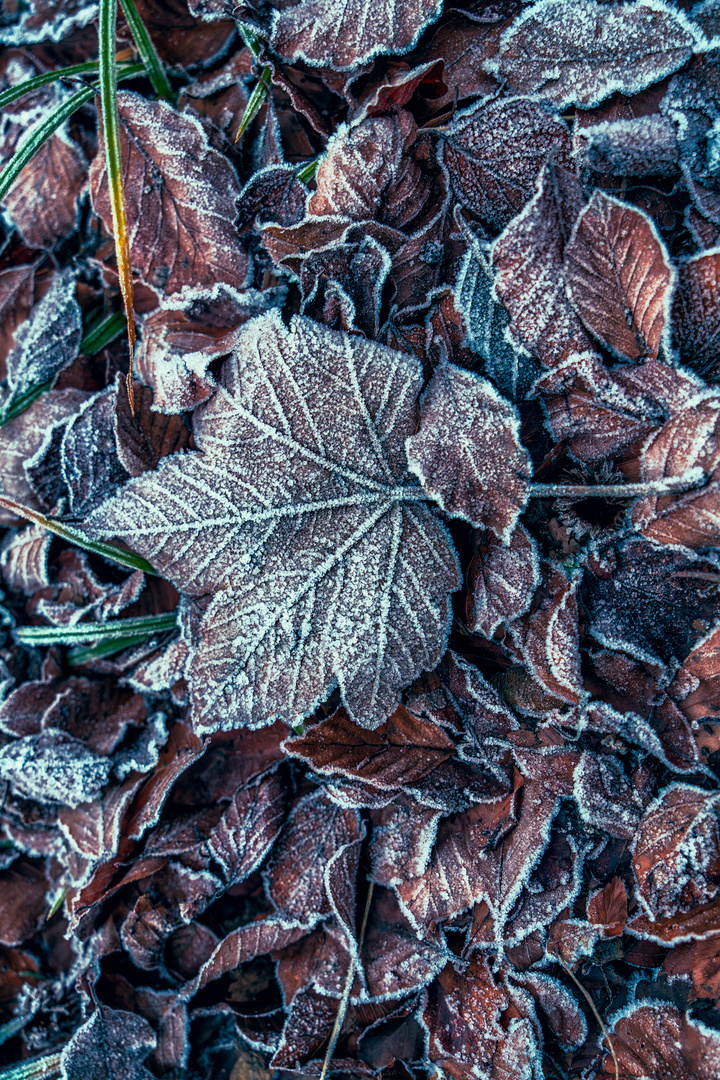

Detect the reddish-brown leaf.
xmin=90 ymin=92 xmax=249 ymax=294
xmin=3 ymin=130 xmax=86 ymax=250
xmin=513 ymin=565 xmax=582 ymax=704
xmin=587 ymin=877 xmax=628 ymax=936
xmin=466 ymin=524 xmax=540 ymax=637
xmin=564 ymin=191 xmax=674 ymax=362
xmin=599 ymin=1003 xmax=720 ymax=1079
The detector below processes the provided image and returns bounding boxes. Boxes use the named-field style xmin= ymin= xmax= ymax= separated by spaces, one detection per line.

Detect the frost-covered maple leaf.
xmin=84 ymin=312 xmax=460 ymax=732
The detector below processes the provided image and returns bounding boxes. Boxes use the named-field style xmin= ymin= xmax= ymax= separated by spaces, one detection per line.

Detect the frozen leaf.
xmin=0 ymin=0 xmax=99 ymax=45
xmin=599 ymin=1003 xmax=720 ymax=1079
xmin=90 ymin=92 xmax=249 ymax=294
xmin=511 ymin=970 xmax=588 ymax=1049
xmin=126 ymin=0 xmax=234 ymax=67
xmin=406 ymin=361 xmax=531 ymax=539
xmin=85 ymin=312 xmax=460 ymax=731
xmin=270 ymin=0 xmax=444 ymax=71
xmin=136 ymin=284 xmax=282 ymax=414
xmin=632 ymin=784 xmax=720 ymax=919
xmin=0 ymin=263 xmax=36 ymax=372
xmin=362 ymin=886 xmax=447 ymax=1000
xmin=455 ymin=235 xmax=537 ymax=400
xmin=575 ymin=114 xmax=679 ymax=178
xmin=0 ymin=860 xmax=48 ymax=946
xmin=2 ymin=272 xmax=82 ymax=416
xmin=585 ymin=539 xmax=720 ymax=666
xmin=627 ymin=898 xmax=720 ymax=944
xmin=514 ymin=565 xmax=582 ymax=704
xmin=274 ymin=924 xmax=350 ymax=1003
xmin=492 ymin=160 xmax=594 ymax=368
xmin=632 ymin=393 xmax=720 ymax=548
xmin=662 ymin=935 xmax=720 ymax=1000
xmin=60 ymin=1006 xmax=156 ymax=1080
xmin=1 ymin=524 xmax=51 ymax=595
xmin=564 ymin=191 xmax=675 ymax=362
xmin=490 ymin=0 xmax=697 ymax=110
xmin=573 ymin=751 xmax=645 ymax=840
xmin=299 ymin=237 xmax=391 ymax=339
xmin=113 ymin=379 xmax=189 ymax=478
xmin=369 ymin=800 xmax=441 ymax=887
xmin=266 ymin=790 xmax=360 ymax=925
xmin=185 ymin=916 xmax=307 ymax=996
xmin=3 ymin=127 xmax=86 ymax=249
xmin=672 ymin=248 xmax=720 ymax=375
xmin=587 ymin=877 xmax=628 ymax=936
xmin=0 ymin=730 xmax=113 ymax=808
xmin=236 ymin=166 xmax=307 ymax=232
xmin=270 ymin=985 xmax=337 ymax=1069
xmin=61 ymin=385 xmax=130 ymax=516
xmin=466 ymin=525 xmax=540 ymax=638
xmin=441 ymin=96 xmax=573 ymax=230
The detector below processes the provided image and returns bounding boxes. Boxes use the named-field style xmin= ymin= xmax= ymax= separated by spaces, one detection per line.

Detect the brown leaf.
xmin=0 ymin=860 xmax=47 ymax=946
xmin=266 ymin=790 xmax=361 ymax=925
xmin=490 ymin=0 xmax=697 ymax=109
xmin=369 ymin=800 xmax=441 ymax=887
xmin=406 ymin=361 xmax=531 ymax=539
xmin=587 ymin=877 xmax=628 ymax=937
xmin=632 ymin=393 xmax=720 ymax=549
xmin=274 ymin=925 xmax=350 ymax=1004
xmin=60 ymin=1006 xmax=156 ymax=1080
xmin=185 ymin=916 xmax=308 ymax=995
xmin=574 ymin=751 xmax=646 ymax=840
xmin=662 ymin=935 xmax=720 ymax=1000
xmin=442 ymin=96 xmax=573 ymax=230
xmin=362 ymin=886 xmax=447 ymax=1000
xmin=113 ymin=378 xmax=189 ymax=477
xmin=0 ymin=263 xmax=36 ymax=374
xmin=627 ymin=898 xmax=720 ymax=945
xmin=513 ymin=564 xmax=582 ymax=704
xmin=673 ymin=248 xmax=720 ymax=376
xmin=599 ymin=1002 xmax=720 ymax=1079
xmin=466 ymin=525 xmax=540 ymax=637
xmin=492 ymin=159 xmax=593 ymax=367
xmin=90 ymin=92 xmax=249 ymax=294
xmin=564 ymin=191 xmax=674 ymax=362
xmin=3 ymin=130 xmax=86 ymax=249
xmin=127 ymin=0 xmax=234 ymax=68
xmin=632 ymin=784 xmax=720 ymax=919
xmin=1 ymin=524 xmax=51 ymax=595
xmin=270 ymin=0 xmax=445 ymax=70
xmin=270 ymin=985 xmax=337 ymax=1069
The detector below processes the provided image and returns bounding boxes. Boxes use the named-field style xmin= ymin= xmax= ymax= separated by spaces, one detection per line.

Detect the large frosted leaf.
xmin=270 ymin=0 xmax=444 ymax=71
xmin=85 ymin=312 xmax=459 ymax=731
xmin=489 ymin=0 xmax=698 ymax=110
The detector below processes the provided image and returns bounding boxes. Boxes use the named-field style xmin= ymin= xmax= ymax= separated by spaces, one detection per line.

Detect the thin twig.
xmin=551 ymin=948 xmax=619 ymax=1080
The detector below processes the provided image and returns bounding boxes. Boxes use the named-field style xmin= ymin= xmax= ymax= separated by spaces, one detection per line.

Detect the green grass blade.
xmin=0 ymin=63 xmax=144 ymax=203
xmin=0 ymin=380 xmax=52 ymax=427
xmin=118 ymin=0 xmax=174 ymax=103
xmin=80 ymin=310 xmax=127 ymax=354
xmin=99 ymin=0 xmax=137 ymax=408
xmin=15 ymin=611 xmax=178 ymax=647
xmin=0 ymin=496 xmax=155 ymax=575
xmin=0 ymin=59 xmax=139 ymax=111
xmin=238 ymin=24 xmax=263 ymax=59
xmin=0 ymin=1055 xmax=62 ymax=1080
xmin=68 ymin=634 xmax=157 ymax=665
xmin=296 ymin=157 xmax=320 ymax=183
xmin=235 ymin=65 xmax=272 ymax=141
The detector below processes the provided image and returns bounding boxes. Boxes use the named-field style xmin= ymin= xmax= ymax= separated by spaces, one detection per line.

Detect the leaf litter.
xmin=1 ymin=2 xmax=720 ymax=1078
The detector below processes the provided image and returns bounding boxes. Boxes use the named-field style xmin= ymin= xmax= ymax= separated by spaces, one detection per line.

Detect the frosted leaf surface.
xmin=60 ymin=1005 xmax=156 ymax=1080
xmin=85 ymin=311 xmax=459 ymax=731
xmin=454 ymin=236 xmax=536 ymax=401
xmin=270 ymin=0 xmax=444 ymax=71
xmin=441 ymin=96 xmax=573 ymax=231
xmin=490 ymin=0 xmax=698 ymax=110
xmin=90 ymin=92 xmax=248 ymax=295
xmin=0 ymin=0 xmax=99 ymax=45
xmin=466 ymin=525 xmax=540 ymax=638
xmin=3 ymin=272 xmax=82 ymax=413
xmin=0 ymin=730 xmax=113 ymax=808
xmin=492 ymin=160 xmax=592 ymax=369
xmin=406 ymin=362 xmax=531 ymax=540
xmin=564 ymin=192 xmax=675 ymax=363
xmin=599 ymin=1003 xmax=720 ymax=1079
xmin=513 ymin=565 xmax=582 ymax=704
xmin=3 ymin=127 xmax=86 ymax=249
xmin=575 ymin=114 xmax=679 ymax=178
xmin=672 ymin=248 xmax=720 ymax=374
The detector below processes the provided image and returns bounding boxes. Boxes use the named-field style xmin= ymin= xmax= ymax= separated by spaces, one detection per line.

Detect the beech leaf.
xmin=405 ymin=361 xmax=531 ymax=540
xmin=490 ymin=0 xmax=698 ymax=110
xmin=85 ymin=311 xmax=460 ymax=731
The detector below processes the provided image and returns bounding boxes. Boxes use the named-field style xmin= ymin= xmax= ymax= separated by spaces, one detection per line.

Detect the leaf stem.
xmin=0 ymin=496 xmax=155 ymax=575
xmin=531 ymin=471 xmax=705 ymax=499
xmin=99 ymin=0 xmax=136 ymax=413
xmin=118 ymin=0 xmax=174 ymax=103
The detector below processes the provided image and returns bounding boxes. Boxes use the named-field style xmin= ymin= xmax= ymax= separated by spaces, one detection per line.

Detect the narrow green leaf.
xmin=0 ymin=1054 xmax=62 ymax=1080
xmin=80 ymin=310 xmax=127 ymax=354
xmin=296 ymin=157 xmax=319 ymax=183
xmin=15 ymin=611 xmax=178 ymax=647
xmin=0 ymin=496 xmax=155 ymax=575
xmin=68 ymin=634 xmax=158 ymax=665
xmin=0 ymin=59 xmax=139 ymax=111
xmin=99 ymin=0 xmax=137 ymax=407
xmin=0 ymin=64 xmax=144 ymax=203
xmin=238 ymin=24 xmax=263 ymax=59
xmin=118 ymin=0 xmax=174 ymax=103
xmin=235 ymin=65 xmax=272 ymax=141
xmin=0 ymin=380 xmax=52 ymax=427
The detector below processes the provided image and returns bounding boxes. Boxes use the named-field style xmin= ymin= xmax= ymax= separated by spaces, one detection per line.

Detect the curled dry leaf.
xmin=587 ymin=877 xmax=628 ymax=937
xmin=405 ymin=361 xmax=531 ymax=539
xmin=90 ymin=92 xmax=249 ymax=295
xmin=85 ymin=312 xmax=460 ymax=731
xmin=513 ymin=564 xmax=582 ymax=705
xmin=600 ymin=1003 xmax=720 ymax=1079
xmin=632 ymin=784 xmax=720 ymax=919
xmin=564 ymin=191 xmax=675 ymax=363
xmin=270 ymin=0 xmax=444 ymax=71
xmin=441 ymin=95 xmax=573 ymax=231
xmin=490 ymin=0 xmax=697 ymax=110
xmin=466 ymin=524 xmax=540 ymax=638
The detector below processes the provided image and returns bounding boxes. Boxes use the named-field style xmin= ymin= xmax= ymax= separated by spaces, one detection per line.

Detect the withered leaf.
xmin=185 ymin=916 xmax=307 ymax=995
xmin=61 ymin=385 xmax=131 ymax=515
xmin=564 ymin=191 xmax=674 ymax=362
xmin=632 ymin=784 xmax=720 ymax=919
xmin=673 ymin=248 xmax=720 ymax=375
xmin=85 ymin=312 xmax=460 ymax=731
xmin=90 ymin=92 xmax=249 ymax=294
xmin=0 ymin=860 xmax=48 ymax=947
xmin=575 ymin=114 xmax=679 ymax=179
xmin=0 ymin=730 xmax=113 ymax=807
xmin=113 ymin=378 xmax=189 ymax=478
xmin=441 ymin=95 xmax=573 ymax=230
xmin=0 ymin=0 xmax=98 ymax=45
xmin=513 ymin=565 xmax=582 ymax=705
xmin=3 ymin=127 xmax=86 ymax=250
xmin=600 ymin=1003 xmax=720 ymax=1079
xmin=492 ymin=159 xmax=593 ymax=368
xmin=0 ymin=262 xmax=36 ymax=372
xmin=405 ymin=361 xmax=531 ymax=540
xmin=490 ymin=0 xmax=698 ymax=110
xmin=270 ymin=0 xmax=445 ymax=71
xmin=60 ymin=1006 xmax=156 ymax=1080
xmin=270 ymin=985 xmax=337 ymax=1069
xmin=466 ymin=525 xmax=540 ymax=638
xmin=3 ymin=271 xmax=82 ymax=415
xmin=587 ymin=877 xmax=628 ymax=937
